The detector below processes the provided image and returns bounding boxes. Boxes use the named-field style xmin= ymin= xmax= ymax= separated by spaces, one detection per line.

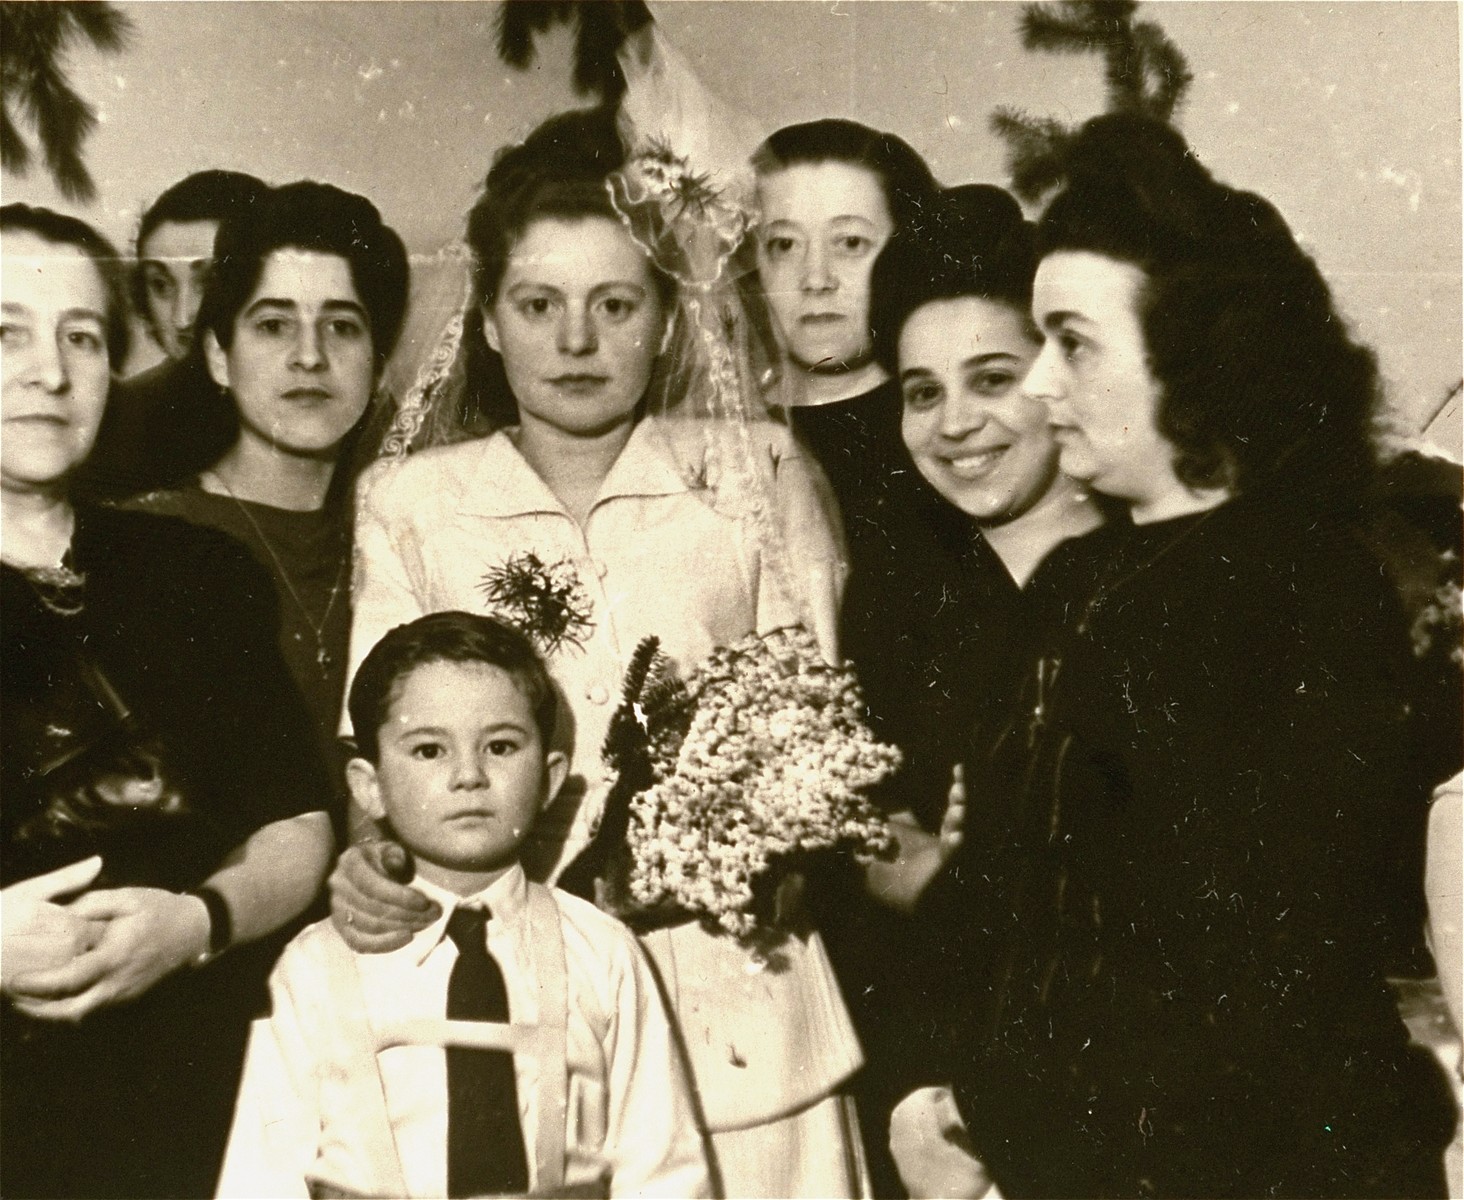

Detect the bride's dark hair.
xmin=1037 ymin=113 xmax=1380 ymax=509
xmin=460 ymin=107 xmax=674 ymax=430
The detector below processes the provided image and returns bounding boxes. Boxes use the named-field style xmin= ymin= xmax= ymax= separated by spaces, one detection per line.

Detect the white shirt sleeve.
xmin=217 ymin=951 xmax=322 ymax=1199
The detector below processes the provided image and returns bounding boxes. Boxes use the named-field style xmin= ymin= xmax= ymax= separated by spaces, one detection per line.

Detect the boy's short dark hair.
xmin=131 ymin=169 xmax=269 ymax=318
xmin=1 ymin=203 xmax=131 ymax=368
xmin=347 ymin=612 xmax=557 ymax=762
xmin=197 ymin=180 xmax=409 ymax=373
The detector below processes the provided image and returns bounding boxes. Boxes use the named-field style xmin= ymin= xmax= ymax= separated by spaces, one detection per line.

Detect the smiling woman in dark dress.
xmin=832 ymin=184 xmax=1109 ymax=1198
xmin=848 ymin=184 xmax=1105 ymax=833
xmin=0 ymin=203 xmax=333 ymax=1199
xmin=909 ymin=115 xmax=1457 ymax=1199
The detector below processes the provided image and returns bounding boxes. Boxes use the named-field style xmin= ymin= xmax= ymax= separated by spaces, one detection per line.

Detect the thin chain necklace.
xmin=203 ymin=470 xmax=349 ymax=673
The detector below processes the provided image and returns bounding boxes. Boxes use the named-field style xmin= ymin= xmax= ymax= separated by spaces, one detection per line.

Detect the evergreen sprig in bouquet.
xmin=563 ymin=627 xmax=898 ymax=942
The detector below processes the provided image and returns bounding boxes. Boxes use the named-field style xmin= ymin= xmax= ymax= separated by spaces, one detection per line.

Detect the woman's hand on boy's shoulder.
xmin=329 ymin=841 xmax=440 ymax=953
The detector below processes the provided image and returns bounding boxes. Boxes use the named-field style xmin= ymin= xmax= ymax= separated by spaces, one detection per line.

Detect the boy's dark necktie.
xmin=445 ymin=906 xmax=529 ymax=1197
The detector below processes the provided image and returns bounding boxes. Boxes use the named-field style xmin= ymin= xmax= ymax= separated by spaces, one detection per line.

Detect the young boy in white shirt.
xmin=218 ymin=612 xmax=709 ymax=1199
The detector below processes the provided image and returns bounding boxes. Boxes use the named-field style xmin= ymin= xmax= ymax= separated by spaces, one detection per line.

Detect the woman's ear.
xmin=203 ymin=330 xmax=231 ymax=390
xmin=481 ymin=307 xmax=501 ymax=355
xmin=345 ymin=757 xmax=387 ymax=823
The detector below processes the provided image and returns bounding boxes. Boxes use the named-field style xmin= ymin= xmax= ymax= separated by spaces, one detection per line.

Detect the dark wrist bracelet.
xmin=189 ymin=885 xmax=233 ymax=965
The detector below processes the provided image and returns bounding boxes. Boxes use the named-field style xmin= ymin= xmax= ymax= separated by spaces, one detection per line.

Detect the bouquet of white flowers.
xmin=561 ymin=627 xmax=899 ymax=942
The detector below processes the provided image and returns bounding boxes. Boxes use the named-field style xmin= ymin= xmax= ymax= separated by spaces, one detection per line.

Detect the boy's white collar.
xmin=404 ymin=863 xmax=529 ymax=965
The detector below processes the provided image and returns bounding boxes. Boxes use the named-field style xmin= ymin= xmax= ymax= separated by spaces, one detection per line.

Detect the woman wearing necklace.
xmin=899 ymin=115 xmax=1457 ymax=1198
xmin=129 ymin=181 xmax=408 ymax=822
xmin=0 ymin=205 xmax=333 ymax=1197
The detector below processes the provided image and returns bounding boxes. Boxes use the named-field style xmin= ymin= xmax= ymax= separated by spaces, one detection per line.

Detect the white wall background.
xmin=6 ymin=1 xmax=1458 ymax=448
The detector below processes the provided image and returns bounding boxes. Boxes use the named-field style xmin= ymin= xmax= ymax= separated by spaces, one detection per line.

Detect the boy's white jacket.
xmin=217 ymin=868 xmax=710 ymax=1199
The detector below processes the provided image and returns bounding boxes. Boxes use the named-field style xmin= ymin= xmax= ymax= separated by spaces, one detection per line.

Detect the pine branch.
xmin=621 ymin=636 xmax=664 ymax=709
xmin=1132 ymin=20 xmax=1194 ymax=120
xmin=0 ymin=102 xmax=30 ymax=175
xmin=989 ymin=107 xmax=1074 ymax=204
xmin=0 ymin=2 xmax=130 ymax=201
xmin=1020 ymin=3 xmax=1102 ymax=53
xmin=1103 ymin=29 xmax=1148 ymax=111
xmin=494 ymin=0 xmax=652 ymax=101
xmin=63 ymin=3 xmax=132 ymax=53
xmin=603 ymin=639 xmax=659 ymax=772
xmin=31 ymin=58 xmax=97 ymax=201
xmin=495 ymin=1 xmax=570 ymax=68
xmin=992 ymin=0 xmax=1194 ymax=196
xmin=571 ymin=0 xmax=651 ymax=99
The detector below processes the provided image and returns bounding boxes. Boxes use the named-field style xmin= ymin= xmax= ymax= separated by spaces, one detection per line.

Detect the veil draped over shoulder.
xmin=374 ymin=23 xmax=847 ymax=656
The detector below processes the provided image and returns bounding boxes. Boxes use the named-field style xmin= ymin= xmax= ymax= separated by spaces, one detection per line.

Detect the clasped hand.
xmin=2 ymin=858 xmax=209 ymax=1022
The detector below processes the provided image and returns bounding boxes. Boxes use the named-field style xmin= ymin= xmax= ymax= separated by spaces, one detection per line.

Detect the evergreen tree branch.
xmin=1103 ymin=34 xmax=1148 ymax=112
xmin=62 ymin=3 xmax=132 ymax=54
xmin=0 ymin=2 xmax=129 ymax=201
xmin=991 ymin=0 xmax=1194 ymax=197
xmin=1020 ymin=2 xmax=1107 ymax=53
xmin=495 ymin=1 xmax=571 ymax=69
xmin=31 ymin=56 xmax=97 ymax=201
xmin=1133 ymin=21 xmax=1194 ymax=120
xmin=0 ymin=101 xmax=31 ymax=175
xmin=494 ymin=0 xmax=652 ymax=102
xmin=990 ymin=107 xmax=1074 ymax=204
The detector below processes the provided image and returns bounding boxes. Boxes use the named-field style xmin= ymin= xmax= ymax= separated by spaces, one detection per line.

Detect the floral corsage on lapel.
xmin=479 ymin=551 xmax=594 ymax=656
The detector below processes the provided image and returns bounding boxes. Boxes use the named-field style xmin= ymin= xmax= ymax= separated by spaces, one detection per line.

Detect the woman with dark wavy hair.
xmin=906 ymin=114 xmax=1457 ymax=1197
xmin=130 ymin=181 xmax=408 ymax=812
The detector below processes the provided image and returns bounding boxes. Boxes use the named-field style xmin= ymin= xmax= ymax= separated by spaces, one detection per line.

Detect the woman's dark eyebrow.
xmin=503 ymin=281 xmax=646 ymax=297
xmin=2 ymin=300 xmax=105 ymax=325
xmin=900 ymin=351 xmax=1021 ymax=382
xmin=1039 ymin=309 xmax=1089 ymax=332
xmin=503 ymin=282 xmax=563 ymax=297
xmin=242 ymin=297 xmax=368 ymax=319
xmin=320 ymin=300 xmax=369 ymax=318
